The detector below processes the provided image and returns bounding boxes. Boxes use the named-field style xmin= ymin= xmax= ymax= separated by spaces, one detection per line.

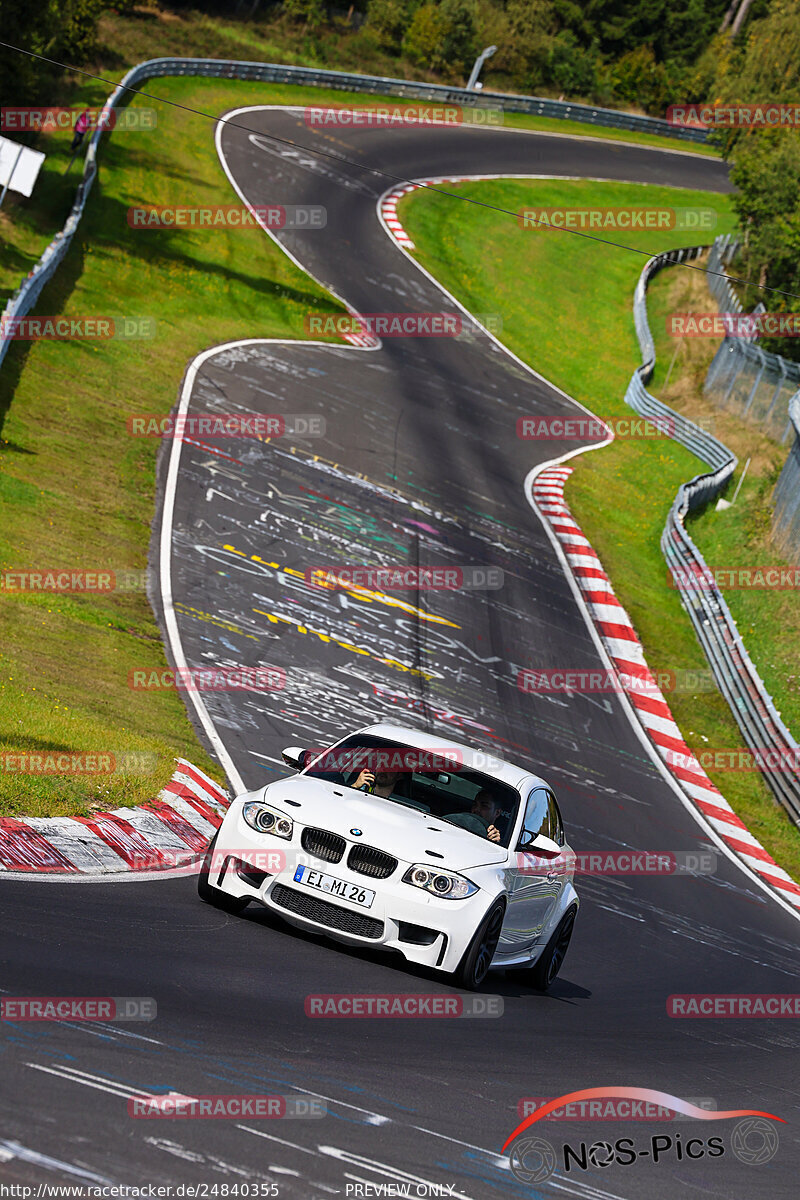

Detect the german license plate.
xmin=293 ymin=865 xmax=375 ymax=909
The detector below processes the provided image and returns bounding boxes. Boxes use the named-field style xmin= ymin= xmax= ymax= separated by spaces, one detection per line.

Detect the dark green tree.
xmin=282 ymin=0 xmax=327 ymax=26
xmin=712 ymin=0 xmax=800 ymax=358
xmin=0 ymin=0 xmax=109 ymax=109
xmin=367 ymin=0 xmax=413 ymax=52
xmin=401 ymin=0 xmax=476 ymax=77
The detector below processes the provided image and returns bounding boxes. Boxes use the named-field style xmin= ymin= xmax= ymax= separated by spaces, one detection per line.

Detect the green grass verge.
xmin=691 ymin=472 xmax=800 ymax=730
xmin=0 ymin=76 xmax=352 ymax=818
xmin=401 ymin=177 xmax=800 ymax=880
xmin=0 ymin=150 xmax=84 ymax=303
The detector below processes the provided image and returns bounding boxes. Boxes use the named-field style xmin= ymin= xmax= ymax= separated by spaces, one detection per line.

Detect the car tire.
xmin=452 ymin=899 xmax=506 ymax=991
xmin=529 ymin=906 xmax=576 ymax=991
xmin=197 ymin=831 xmax=250 ymax=914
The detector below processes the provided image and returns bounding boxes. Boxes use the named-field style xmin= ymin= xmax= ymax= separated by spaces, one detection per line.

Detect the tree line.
xmin=0 ymin=0 xmax=797 ymax=355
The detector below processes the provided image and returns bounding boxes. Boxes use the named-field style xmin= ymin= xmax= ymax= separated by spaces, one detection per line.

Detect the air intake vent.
xmin=301 ymin=826 xmax=345 ymax=863
xmin=271 ymin=884 xmax=384 ymax=939
xmin=347 ymin=844 xmax=398 ymax=879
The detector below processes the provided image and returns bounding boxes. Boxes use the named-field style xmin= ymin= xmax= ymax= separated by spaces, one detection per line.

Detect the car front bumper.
xmin=209 ymin=808 xmax=502 ymax=975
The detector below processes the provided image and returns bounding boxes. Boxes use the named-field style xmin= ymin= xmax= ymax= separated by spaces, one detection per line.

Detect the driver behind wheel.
xmin=445 ymin=789 xmax=502 ymax=843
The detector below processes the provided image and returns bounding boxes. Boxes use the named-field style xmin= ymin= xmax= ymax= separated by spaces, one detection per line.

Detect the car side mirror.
xmin=281 ymin=746 xmax=307 ymax=770
xmin=517 ymin=832 xmax=561 ymax=857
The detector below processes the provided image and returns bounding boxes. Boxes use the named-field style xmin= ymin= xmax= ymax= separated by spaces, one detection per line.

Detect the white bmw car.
xmin=198 ymin=723 xmax=579 ymax=990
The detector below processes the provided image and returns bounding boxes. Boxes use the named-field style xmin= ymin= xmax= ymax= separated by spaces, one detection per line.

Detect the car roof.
xmin=355 ymin=722 xmax=546 ymax=792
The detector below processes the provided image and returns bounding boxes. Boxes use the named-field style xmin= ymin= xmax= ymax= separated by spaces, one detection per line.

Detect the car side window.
xmin=521 ymin=787 xmax=550 ymax=842
xmin=546 ymin=790 xmax=565 ymax=847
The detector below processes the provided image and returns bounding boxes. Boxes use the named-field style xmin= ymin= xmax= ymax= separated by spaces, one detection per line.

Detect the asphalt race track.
xmin=3 ymin=113 xmax=799 ymax=1198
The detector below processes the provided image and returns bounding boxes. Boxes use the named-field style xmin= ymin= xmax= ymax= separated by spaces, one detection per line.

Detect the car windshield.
xmin=302 ymin=734 xmax=520 ymax=848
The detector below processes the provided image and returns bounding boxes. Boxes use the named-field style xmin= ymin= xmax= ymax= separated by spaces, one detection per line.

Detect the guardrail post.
xmin=722 ymin=348 xmax=745 ymax=404
xmin=765 ymin=360 xmax=787 ymax=421
xmin=743 ymin=349 xmax=766 ymax=416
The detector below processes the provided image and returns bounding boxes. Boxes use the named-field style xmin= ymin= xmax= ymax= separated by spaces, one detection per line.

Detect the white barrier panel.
xmin=0 ymin=135 xmax=45 ymax=198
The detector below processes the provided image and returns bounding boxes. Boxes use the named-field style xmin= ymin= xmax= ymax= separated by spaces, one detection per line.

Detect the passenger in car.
xmin=347 ymin=762 xmax=431 ymax=811
xmin=352 ymin=766 xmax=402 ymax=799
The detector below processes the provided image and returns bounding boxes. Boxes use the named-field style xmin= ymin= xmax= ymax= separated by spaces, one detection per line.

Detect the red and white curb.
xmin=341 ymin=328 xmax=380 ymax=348
xmin=0 ymin=760 xmax=228 ymax=875
xmin=533 ymin=465 xmax=800 ymax=910
xmin=379 ymin=176 xmax=483 ymax=251
xmin=380 ymin=185 xmax=419 ymax=249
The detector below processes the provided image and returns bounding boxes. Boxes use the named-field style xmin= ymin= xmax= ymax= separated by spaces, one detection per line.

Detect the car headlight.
xmin=402 ymin=865 xmax=478 ymax=900
xmin=242 ymin=801 xmax=293 ymax=840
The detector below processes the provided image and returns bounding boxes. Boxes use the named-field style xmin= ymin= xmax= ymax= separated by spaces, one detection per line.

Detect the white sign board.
xmin=0 ymin=136 xmax=46 ymax=198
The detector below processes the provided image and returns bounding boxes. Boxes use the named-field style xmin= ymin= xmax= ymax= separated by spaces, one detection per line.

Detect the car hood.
xmin=262 ymin=776 xmax=509 ymax=871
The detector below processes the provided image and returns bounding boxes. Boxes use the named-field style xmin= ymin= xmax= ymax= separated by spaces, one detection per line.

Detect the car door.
xmin=498 ymin=786 xmax=567 ymax=958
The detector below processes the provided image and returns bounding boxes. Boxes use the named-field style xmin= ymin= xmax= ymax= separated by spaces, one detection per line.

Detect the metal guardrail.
xmin=630 ymin=246 xmax=731 ymax=471
xmin=0 ymin=54 xmax=707 ymax=371
xmin=0 ymin=87 xmax=111 ymax=370
xmin=628 ymin=249 xmax=800 ymax=824
xmin=706 ymin=339 xmax=800 ymax=444
xmin=701 ymin=235 xmax=800 ymax=554
xmin=706 ymin=234 xmax=744 ymax=315
xmin=704 ymin=237 xmax=800 ymax=445
xmin=126 ymin=56 xmax=708 ymax=140
xmin=773 ymin=391 xmax=800 ymax=557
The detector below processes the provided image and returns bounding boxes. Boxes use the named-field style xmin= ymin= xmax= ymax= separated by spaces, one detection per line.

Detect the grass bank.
xmin=646 ymin=264 xmax=800 ymax=738
xmin=0 ymin=76 xmax=352 ymax=817
xmin=401 ymin=177 xmax=800 ymax=878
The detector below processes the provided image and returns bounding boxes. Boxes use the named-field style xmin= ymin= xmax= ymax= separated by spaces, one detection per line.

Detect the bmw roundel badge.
xmin=350 ymin=828 xmax=363 ymax=837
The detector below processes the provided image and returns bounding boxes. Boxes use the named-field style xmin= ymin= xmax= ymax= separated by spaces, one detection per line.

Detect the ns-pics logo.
xmin=504 ymin=1088 xmax=782 ymax=1184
